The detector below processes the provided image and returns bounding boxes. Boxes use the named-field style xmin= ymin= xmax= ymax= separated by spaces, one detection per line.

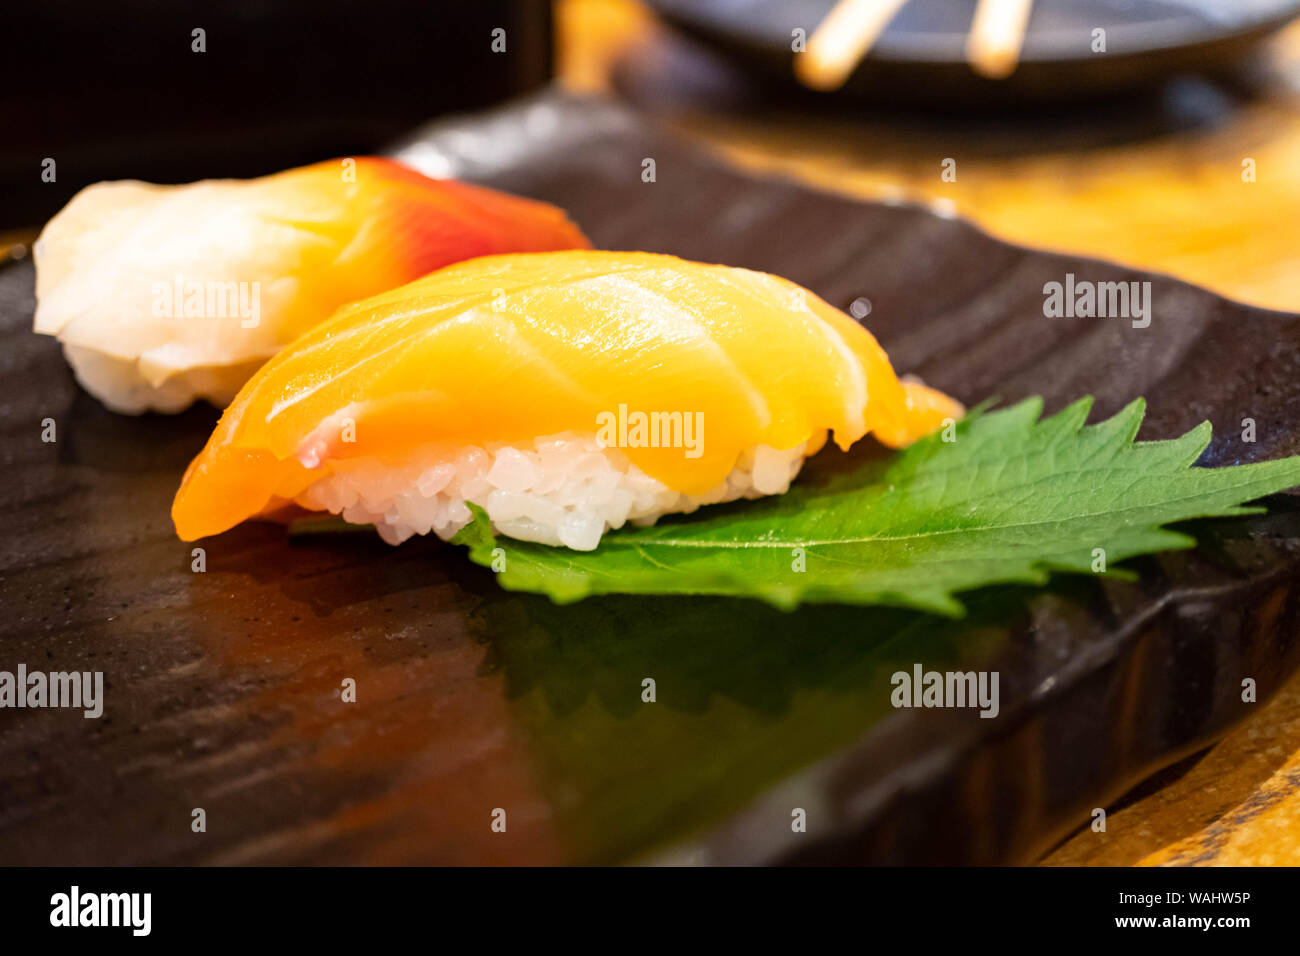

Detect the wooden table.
xmin=556 ymin=0 xmax=1300 ymax=865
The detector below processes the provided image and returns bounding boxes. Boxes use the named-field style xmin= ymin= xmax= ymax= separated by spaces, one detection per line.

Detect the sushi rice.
xmin=297 ymin=431 xmax=813 ymax=551
xmin=61 ymin=344 xmax=262 ymax=415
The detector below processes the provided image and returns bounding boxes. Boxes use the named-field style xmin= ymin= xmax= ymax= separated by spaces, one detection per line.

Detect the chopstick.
xmin=795 ymin=0 xmax=911 ymax=91
xmin=966 ymin=0 xmax=1034 ymax=79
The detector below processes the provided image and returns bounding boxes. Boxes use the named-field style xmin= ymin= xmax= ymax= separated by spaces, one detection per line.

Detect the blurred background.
xmin=5 ymin=0 xmax=1300 ymax=865
xmin=5 ymin=0 xmax=1300 ymax=314
xmin=0 ymin=0 xmax=553 ymax=228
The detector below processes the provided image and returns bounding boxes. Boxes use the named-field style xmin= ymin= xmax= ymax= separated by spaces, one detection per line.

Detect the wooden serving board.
xmin=3 ymin=91 xmax=1300 ymax=864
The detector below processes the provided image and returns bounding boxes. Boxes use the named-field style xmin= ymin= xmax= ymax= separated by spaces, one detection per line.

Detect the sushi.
xmin=172 ymin=251 xmax=963 ymax=551
xmin=33 ymin=158 xmax=588 ymax=414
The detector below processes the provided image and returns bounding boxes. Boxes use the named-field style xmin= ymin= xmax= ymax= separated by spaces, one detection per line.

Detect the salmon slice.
xmin=33 ymin=157 xmax=588 ymax=413
xmin=172 ymin=251 xmax=963 ymax=547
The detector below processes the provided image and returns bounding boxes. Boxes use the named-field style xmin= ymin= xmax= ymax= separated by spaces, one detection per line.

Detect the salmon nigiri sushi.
xmin=173 ymin=251 xmax=963 ymax=551
xmin=33 ymin=158 xmax=588 ymax=414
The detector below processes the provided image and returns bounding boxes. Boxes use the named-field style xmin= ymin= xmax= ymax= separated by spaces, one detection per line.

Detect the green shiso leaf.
xmin=451 ymin=396 xmax=1300 ymax=615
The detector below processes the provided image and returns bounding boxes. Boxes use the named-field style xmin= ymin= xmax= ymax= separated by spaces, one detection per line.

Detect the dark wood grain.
xmin=4 ymin=91 xmax=1300 ymax=864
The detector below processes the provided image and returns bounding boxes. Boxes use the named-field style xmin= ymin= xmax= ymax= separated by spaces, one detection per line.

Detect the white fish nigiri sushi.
xmin=33 ymin=158 xmax=588 ymax=414
xmin=173 ymin=251 xmax=963 ymax=551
